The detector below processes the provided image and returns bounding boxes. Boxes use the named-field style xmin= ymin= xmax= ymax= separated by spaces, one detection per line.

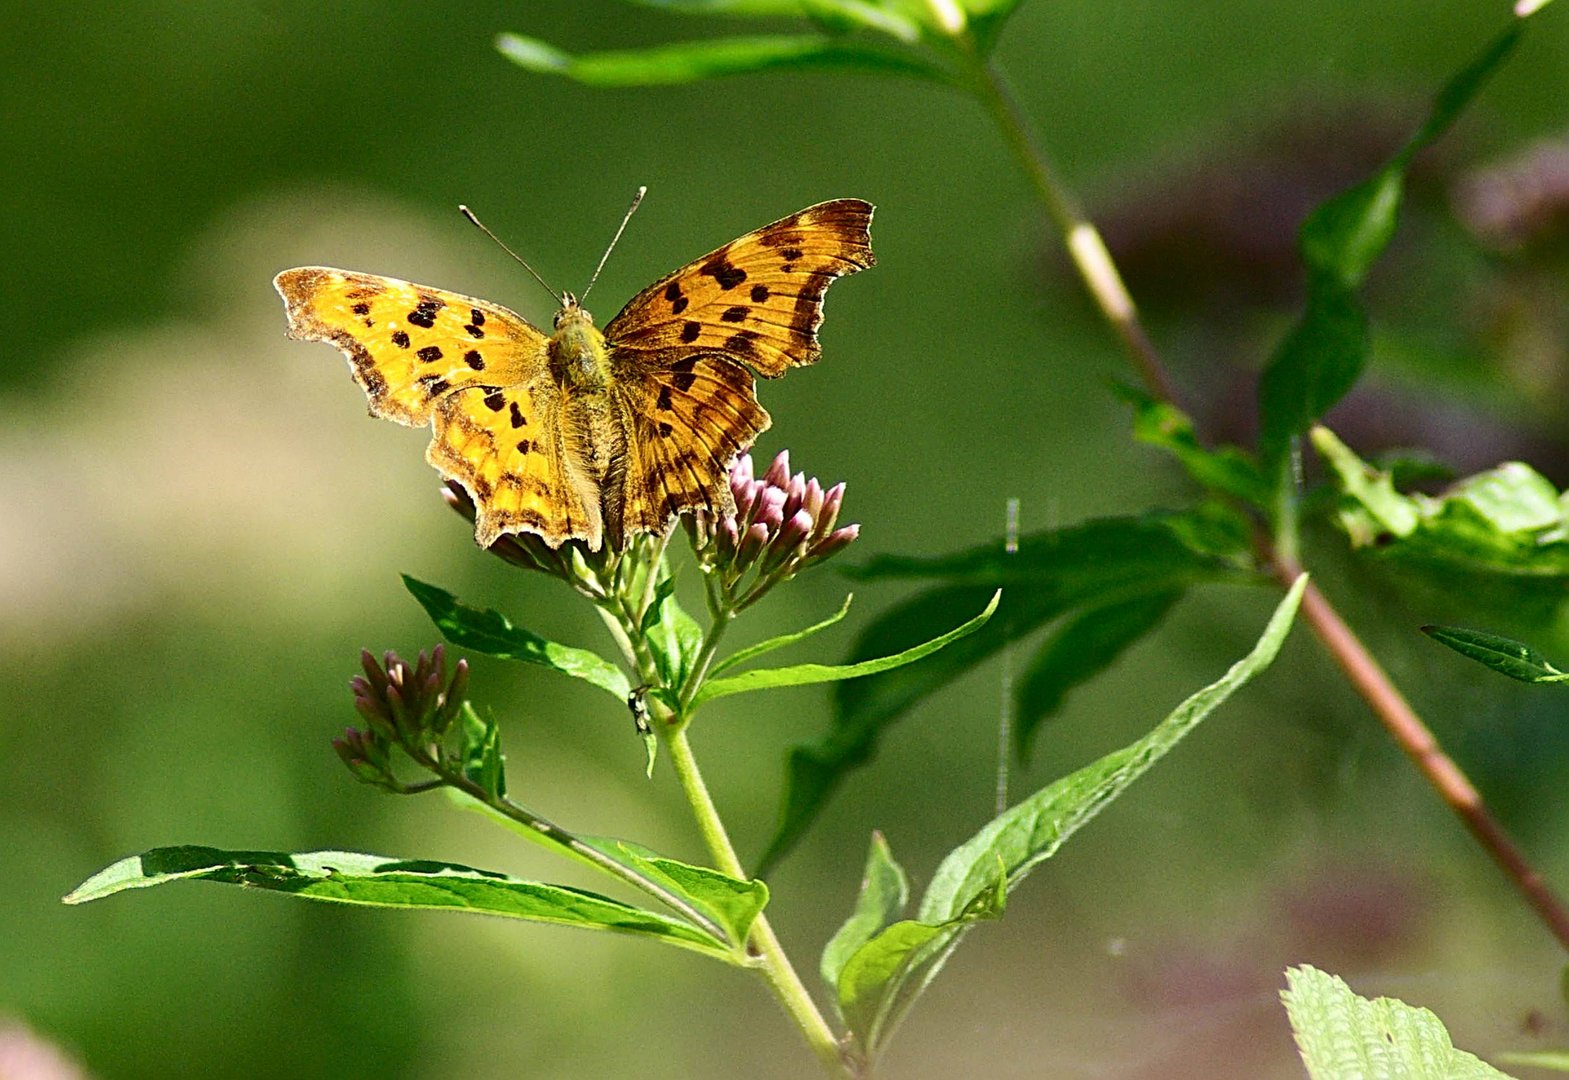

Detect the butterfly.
xmin=274 ymin=198 xmax=874 ymax=552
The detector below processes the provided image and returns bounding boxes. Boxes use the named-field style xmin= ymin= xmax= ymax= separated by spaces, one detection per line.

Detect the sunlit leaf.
xmin=1312 ymin=428 xmax=1569 ymax=582
xmin=920 ymin=575 xmax=1305 ymax=923
xmin=496 ymin=32 xmax=948 ymax=86
xmin=821 ymin=831 xmax=909 ymax=997
xmin=64 ymin=847 xmax=737 ymax=961
xmin=1283 ymin=965 xmax=1517 ymax=1080
xmin=403 ymin=575 xmax=631 ymax=699
xmin=712 ymin=593 xmax=854 ymax=675
xmin=692 ymin=591 xmax=997 ymax=706
xmin=1421 ymin=625 xmax=1569 ymax=684
xmin=836 ymin=869 xmax=1004 ymax=1061
xmin=608 ymin=842 xmax=769 ymax=947
xmin=643 ymin=574 xmax=703 ymax=688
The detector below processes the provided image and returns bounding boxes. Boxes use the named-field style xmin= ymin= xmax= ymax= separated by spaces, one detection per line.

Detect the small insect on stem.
xmin=627 ymin=684 xmax=653 ymax=737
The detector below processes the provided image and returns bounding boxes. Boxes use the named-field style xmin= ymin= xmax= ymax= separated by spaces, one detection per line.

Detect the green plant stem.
xmin=678 ymin=611 xmax=733 ymax=715
xmin=967 ymin=42 xmax=1569 ymax=953
xmin=665 ymin=727 xmax=850 ymax=1078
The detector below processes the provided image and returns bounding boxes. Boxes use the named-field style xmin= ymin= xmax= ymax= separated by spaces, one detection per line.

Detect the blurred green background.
xmin=8 ymin=2 xmax=1569 ymax=1077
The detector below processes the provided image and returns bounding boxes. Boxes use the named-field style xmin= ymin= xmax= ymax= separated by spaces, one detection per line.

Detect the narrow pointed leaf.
xmin=403 ymin=575 xmax=631 ymax=699
xmin=64 ymin=847 xmax=736 ymax=961
xmin=496 ymin=32 xmax=948 ymax=86
xmin=1421 ymin=625 xmax=1569 ymax=684
xmin=1121 ymin=388 xmax=1269 ymax=506
xmin=712 ymin=593 xmax=854 ymax=675
xmin=1283 ymin=965 xmax=1516 ymax=1080
xmin=692 ymin=591 xmax=998 ymax=706
xmin=1014 ymin=590 xmax=1182 ymax=761
xmin=821 ymin=832 xmax=909 ymax=996
xmin=921 ymin=575 xmax=1306 ymax=923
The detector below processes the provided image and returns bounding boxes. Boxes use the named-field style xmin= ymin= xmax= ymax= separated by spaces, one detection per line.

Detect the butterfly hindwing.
xmin=274 ymin=267 xmax=545 ymax=425
xmin=606 ymin=355 xmax=771 ymax=549
xmin=603 ymin=199 xmax=875 ymax=378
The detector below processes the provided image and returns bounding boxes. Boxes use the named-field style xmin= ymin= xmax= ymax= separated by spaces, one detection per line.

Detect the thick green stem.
xmin=665 ymin=727 xmax=850 ymax=1078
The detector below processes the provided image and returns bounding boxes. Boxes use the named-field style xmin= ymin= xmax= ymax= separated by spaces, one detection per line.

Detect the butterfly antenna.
xmin=579 ymin=186 xmax=647 ymax=305
xmin=459 ymin=205 xmax=565 ymax=307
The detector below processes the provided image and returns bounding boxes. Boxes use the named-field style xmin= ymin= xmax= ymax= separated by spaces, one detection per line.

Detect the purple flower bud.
xmin=755 ymin=487 xmax=786 ymax=532
xmin=809 ymin=523 xmax=860 ymax=563
xmin=781 ymin=473 xmax=808 ymax=522
xmin=762 ymin=450 xmax=791 ymax=490
xmin=802 ymin=477 xmax=824 ymax=521
xmin=762 ymin=509 xmax=815 ymax=574
xmin=816 ymin=482 xmax=846 ymax=538
xmin=732 ymin=453 xmax=755 ymax=488
xmin=738 ymin=521 xmax=770 ymax=567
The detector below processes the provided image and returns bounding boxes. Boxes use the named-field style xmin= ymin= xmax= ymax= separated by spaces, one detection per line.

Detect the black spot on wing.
xmin=391 ymin=330 xmax=411 ymax=349
xmin=417 ymin=345 xmax=444 ymax=363
xmin=464 ymin=349 xmax=485 ymax=370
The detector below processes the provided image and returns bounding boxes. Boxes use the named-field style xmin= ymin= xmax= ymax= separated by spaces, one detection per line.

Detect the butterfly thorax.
xmin=548 ymin=304 xmax=611 ymax=391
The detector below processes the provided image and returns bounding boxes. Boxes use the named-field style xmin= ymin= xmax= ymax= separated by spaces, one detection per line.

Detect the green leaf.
xmin=403 ymin=575 xmax=631 ymax=699
xmin=621 ymin=0 xmax=923 ymax=40
xmin=458 ymin=702 xmax=506 ymax=800
xmin=821 ymin=831 xmax=909 ymax=997
xmin=64 ymin=847 xmax=737 ymax=962
xmin=1013 ymin=590 xmax=1182 ymax=761
xmin=837 ymin=863 xmax=1005 ymax=1061
xmin=692 ymin=590 xmax=998 ymax=707
xmin=1312 ymin=427 xmax=1569 ymax=582
xmin=1257 ymin=279 xmax=1369 ymax=469
xmin=643 ymin=574 xmax=703 ymax=688
xmin=1121 ymin=387 xmax=1269 ymax=506
xmin=755 ymin=510 xmax=1252 ymax=874
xmin=1257 ymin=23 xmax=1525 ymax=469
xmin=920 ymin=576 xmax=1305 ymax=924
xmin=1421 ymin=625 xmax=1569 ymax=684
xmin=496 ymin=32 xmax=948 ymax=87
xmin=1283 ymin=965 xmax=1517 ymax=1080
xmin=605 ymin=842 xmax=769 ymax=948
xmin=712 ymin=593 xmax=854 ymax=675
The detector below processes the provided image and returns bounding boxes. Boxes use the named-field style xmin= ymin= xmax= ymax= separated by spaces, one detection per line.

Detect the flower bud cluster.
xmin=335 ymin=645 xmax=469 ymax=789
xmin=687 ymin=450 xmax=859 ymax=607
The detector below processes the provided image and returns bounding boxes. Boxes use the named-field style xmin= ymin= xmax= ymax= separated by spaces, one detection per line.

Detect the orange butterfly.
xmin=274 ymin=198 xmax=874 ymax=551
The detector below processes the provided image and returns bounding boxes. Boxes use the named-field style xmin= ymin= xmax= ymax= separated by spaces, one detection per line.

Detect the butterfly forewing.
xmin=274 ymin=268 xmax=546 ymax=425
xmin=603 ymin=199 xmax=875 ymax=377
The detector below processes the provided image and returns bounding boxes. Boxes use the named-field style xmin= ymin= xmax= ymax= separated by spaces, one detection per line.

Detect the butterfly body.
xmin=275 ymin=199 xmax=874 ymax=552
